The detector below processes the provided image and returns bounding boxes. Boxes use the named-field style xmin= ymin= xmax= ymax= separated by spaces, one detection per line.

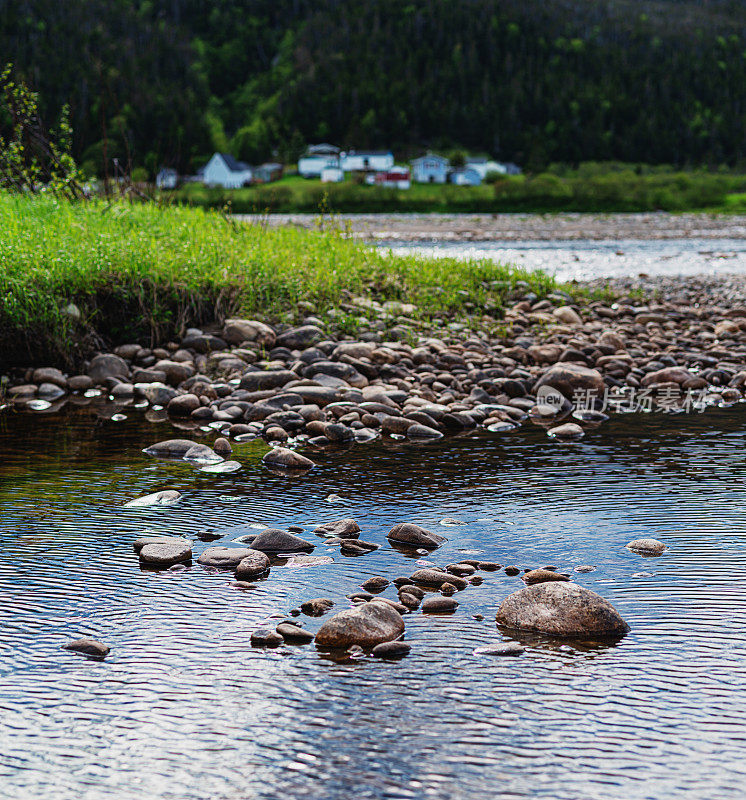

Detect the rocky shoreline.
xmin=6 ymin=274 xmax=746 ymax=446
xmin=236 ymin=212 xmax=746 ymax=242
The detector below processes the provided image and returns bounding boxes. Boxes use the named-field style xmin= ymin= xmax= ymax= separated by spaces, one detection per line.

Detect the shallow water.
xmin=380 ymin=238 xmax=746 ymax=281
xmin=2 ymin=402 xmax=746 ymax=799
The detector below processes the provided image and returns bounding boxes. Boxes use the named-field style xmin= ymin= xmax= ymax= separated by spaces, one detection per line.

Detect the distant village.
xmin=155 ymin=144 xmax=520 ymax=190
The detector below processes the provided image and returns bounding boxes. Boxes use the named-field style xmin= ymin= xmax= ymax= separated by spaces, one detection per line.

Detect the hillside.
xmin=4 ymin=0 xmax=746 ymax=173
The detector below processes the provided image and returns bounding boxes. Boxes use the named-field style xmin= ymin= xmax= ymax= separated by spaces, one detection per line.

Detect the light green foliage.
xmin=0 ymin=193 xmax=555 ymax=364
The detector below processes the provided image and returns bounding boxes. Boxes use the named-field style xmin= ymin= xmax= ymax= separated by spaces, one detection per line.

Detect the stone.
xmin=197 ymin=546 xmax=259 ymax=567
xmin=154 ymin=360 xmax=194 ymax=385
xmin=235 ymin=550 xmax=271 ymax=578
xmin=276 ymin=623 xmax=314 ymax=643
xmin=262 ymin=447 xmax=315 ymax=471
xmin=32 ymin=367 xmax=67 ymax=388
xmin=63 ymin=638 xmax=110 ymax=658
xmin=239 ymin=370 xmax=296 ymax=392
xmin=183 ymin=444 xmax=222 ymax=464
xmin=213 ymin=437 xmax=232 ymax=456
xmin=68 ymin=375 xmax=94 ymax=392
xmin=222 ymin=318 xmax=276 ymax=347
xmin=139 ymin=541 xmax=192 ymax=567
xmin=276 ymin=325 xmax=324 ymax=350
xmin=371 ymin=641 xmax=411 ymax=658
xmin=167 ymin=394 xmax=201 ymax=416
xmin=143 ymin=439 xmax=198 ymax=458
xmin=553 ymin=306 xmax=583 ymax=325
xmin=315 ymin=601 xmax=405 ymax=648
xmin=626 ymin=538 xmax=667 ymax=555
xmin=410 ymin=569 xmax=467 ymax=590
xmin=132 ymin=535 xmax=192 ymax=554
xmin=314 ymin=519 xmax=361 ymax=539
xmin=399 ymin=592 xmax=421 ymax=609
xmin=249 ymin=528 xmax=314 ymax=553
xmin=88 ymin=353 xmax=130 ymax=384
xmin=124 ymin=489 xmax=182 ymax=508
xmin=387 ymin=523 xmax=446 ymax=549
xmin=533 ymin=362 xmax=606 ymax=402
xmin=446 ymin=563 xmax=476 ymax=576
xmin=473 ymin=643 xmax=525 ymax=656
xmin=407 ymin=423 xmax=443 ymax=439
xmin=250 ymin=628 xmax=284 ymax=647
xmin=422 ymin=596 xmax=459 ymax=613
xmin=504 ymin=565 xmax=520 ymax=576
xmin=575 ymin=565 xmax=596 ymax=573
xmin=522 ymin=569 xmax=571 ymax=585
xmin=340 ymin=540 xmax=379 ymax=555
xmin=361 ymin=576 xmax=390 ymax=592
xmin=137 ymin=382 xmax=178 ymax=405
xmin=301 ymin=598 xmax=335 ymax=617
xmin=495 ymin=582 xmax=629 ymax=638
xmin=548 ymin=422 xmax=584 ymax=439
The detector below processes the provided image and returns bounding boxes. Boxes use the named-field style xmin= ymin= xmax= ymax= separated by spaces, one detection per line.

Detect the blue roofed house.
xmin=411 ymin=154 xmax=449 ymax=184
xmin=201 ymin=153 xmax=253 ymax=188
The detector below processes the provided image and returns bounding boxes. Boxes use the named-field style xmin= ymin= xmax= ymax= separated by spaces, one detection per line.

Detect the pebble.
xmin=63 ymin=638 xmax=110 ymax=659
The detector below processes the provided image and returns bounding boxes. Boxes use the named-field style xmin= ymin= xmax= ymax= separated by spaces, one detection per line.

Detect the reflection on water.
xmin=2 ymin=403 xmax=746 ymax=799
xmin=380 ymin=237 xmax=746 ymax=281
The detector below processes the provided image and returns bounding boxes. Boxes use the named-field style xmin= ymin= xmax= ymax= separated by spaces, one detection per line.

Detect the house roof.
xmin=219 ymin=153 xmax=251 ymax=172
xmin=344 ymin=150 xmax=393 ymax=157
xmin=257 ymin=162 xmax=283 ymax=170
xmin=411 ymin=154 xmax=449 ymax=165
xmin=466 ymin=156 xmax=488 ymax=164
xmin=308 ymin=143 xmax=340 ymax=155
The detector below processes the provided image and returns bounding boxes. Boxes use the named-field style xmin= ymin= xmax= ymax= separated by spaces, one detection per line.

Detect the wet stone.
xmin=473 ymin=643 xmax=525 ymax=657
xmin=523 ymin=569 xmax=571 ymax=585
xmin=139 ymin=541 xmax=192 ymax=567
xmin=234 ymin=550 xmax=271 ymax=579
xmin=250 ymin=629 xmax=284 ymax=647
xmin=361 ymin=576 xmax=390 ymax=592
xmin=371 ymin=641 xmax=411 ymax=659
xmin=197 ymin=546 xmax=258 ymax=567
xmin=504 ymin=565 xmax=521 ymax=576
xmin=63 ymin=638 xmax=110 ymax=659
xmin=422 ymin=596 xmax=459 ymax=613
xmin=301 ymin=598 xmax=335 ymax=617
xmin=626 ymin=538 xmax=667 ymax=555
xmin=276 ymin=623 xmax=314 ymax=644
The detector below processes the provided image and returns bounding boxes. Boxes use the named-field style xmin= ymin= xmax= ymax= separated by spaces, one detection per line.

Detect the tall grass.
xmin=0 ymin=193 xmax=554 ymax=366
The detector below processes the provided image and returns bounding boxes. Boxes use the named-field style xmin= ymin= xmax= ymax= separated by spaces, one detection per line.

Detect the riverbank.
xmin=0 ymin=194 xmax=554 ymax=367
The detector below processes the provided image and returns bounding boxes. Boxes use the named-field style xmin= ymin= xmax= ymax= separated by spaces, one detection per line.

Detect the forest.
xmin=4 ymin=0 xmax=746 ymax=175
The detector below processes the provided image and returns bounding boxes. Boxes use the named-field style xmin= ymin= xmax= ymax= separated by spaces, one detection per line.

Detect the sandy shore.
xmin=236 ymin=212 xmax=746 ymax=241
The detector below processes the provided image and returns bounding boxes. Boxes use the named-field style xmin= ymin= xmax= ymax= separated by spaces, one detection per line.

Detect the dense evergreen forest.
xmin=4 ymin=0 xmax=746 ymax=174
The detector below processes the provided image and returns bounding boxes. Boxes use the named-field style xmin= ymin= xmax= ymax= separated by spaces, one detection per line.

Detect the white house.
xmin=465 ymin=157 xmax=507 ymax=180
xmin=299 ymin=154 xmax=339 ymax=178
xmin=449 ymin=167 xmax=482 ymax=186
xmin=155 ymin=167 xmax=178 ymax=190
xmin=201 ymin=153 xmax=253 ymax=188
xmin=320 ymin=166 xmax=344 ymax=183
xmin=340 ymin=150 xmax=394 ymax=172
xmin=411 ymin=154 xmax=449 ymax=184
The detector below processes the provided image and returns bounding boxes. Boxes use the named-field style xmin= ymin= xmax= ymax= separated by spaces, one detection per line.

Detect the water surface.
xmin=1 ymin=403 xmax=746 ymax=799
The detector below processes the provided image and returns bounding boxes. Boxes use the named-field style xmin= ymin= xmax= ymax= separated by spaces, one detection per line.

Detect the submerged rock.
xmin=626 ymin=538 xmax=667 ymax=555
xmin=250 ymin=628 xmax=284 ymax=647
xmin=473 ymin=643 xmax=525 ymax=657
xmin=276 ymin=622 xmax=314 ymax=643
xmin=495 ymin=582 xmax=629 ymax=638
xmin=139 ymin=541 xmax=192 ymax=567
xmin=132 ymin=535 xmax=192 ymax=554
xmin=421 ymin=596 xmax=459 ymax=613
xmin=200 ymin=460 xmax=242 ymax=473
xmin=262 ymin=447 xmax=315 ymax=471
xmin=522 ymin=569 xmax=571 ymax=585
xmin=198 ymin=546 xmax=259 ymax=567
xmin=183 ymin=444 xmax=222 ymax=464
xmin=371 ymin=641 xmax=411 ymax=658
xmin=315 ymin=601 xmax=405 ymax=648
xmin=63 ymin=638 xmax=110 ymax=659
xmin=124 ymin=489 xmax=182 ymax=508
xmin=301 ymin=597 xmax=335 ymax=617
xmin=314 ymin=518 xmax=361 ymax=539
xmin=143 ymin=439 xmax=197 ymax=458
xmin=387 ymin=523 xmax=446 ymax=549
xmin=234 ymin=550 xmax=271 ymax=578
xmin=361 ymin=576 xmax=390 ymax=592
xmin=410 ymin=569 xmax=467 ymax=590
xmin=249 ymin=528 xmax=314 ymax=554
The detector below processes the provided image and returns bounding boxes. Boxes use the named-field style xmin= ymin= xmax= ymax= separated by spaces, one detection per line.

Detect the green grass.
xmin=0 ymin=192 xmax=557 ymax=367
xmin=172 ymin=166 xmax=746 ymax=214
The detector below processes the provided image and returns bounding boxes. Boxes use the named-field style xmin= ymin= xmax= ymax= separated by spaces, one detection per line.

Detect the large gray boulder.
xmin=139 ymin=541 xmax=192 ymax=567
xmin=88 ymin=353 xmax=130 ymax=384
xmin=315 ymin=601 xmax=405 ymax=648
xmin=198 ymin=546 xmax=260 ymax=567
xmin=495 ymin=582 xmax=629 ymax=638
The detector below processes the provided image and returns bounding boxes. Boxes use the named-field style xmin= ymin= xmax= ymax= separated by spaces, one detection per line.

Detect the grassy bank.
xmin=0 ymin=193 xmax=556 ymax=367
xmin=173 ymin=167 xmax=746 ymax=214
